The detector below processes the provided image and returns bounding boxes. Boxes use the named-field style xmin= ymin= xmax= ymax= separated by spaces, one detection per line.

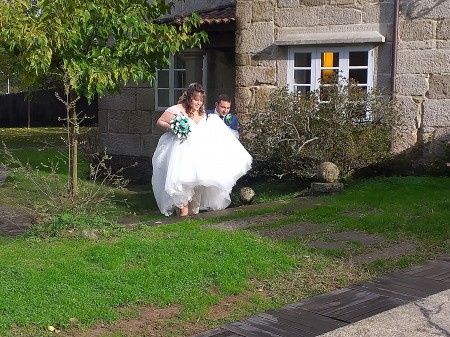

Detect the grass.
xmin=292 ymin=176 xmax=450 ymax=246
xmin=0 ymin=127 xmax=449 ymax=336
xmin=0 ymin=127 xmax=68 ymax=148
xmin=1 ymin=127 xmax=91 ymax=177
xmin=0 ymin=223 xmax=293 ymax=334
xmin=232 ymin=177 xmax=306 ymax=204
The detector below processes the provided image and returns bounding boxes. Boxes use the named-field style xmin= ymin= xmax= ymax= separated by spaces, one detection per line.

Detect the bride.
xmin=152 ymin=83 xmax=253 ymax=216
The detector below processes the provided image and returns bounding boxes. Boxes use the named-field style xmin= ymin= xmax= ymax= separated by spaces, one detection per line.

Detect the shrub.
xmin=1 ymin=143 xmax=129 ymax=236
xmin=242 ymin=81 xmax=398 ymax=179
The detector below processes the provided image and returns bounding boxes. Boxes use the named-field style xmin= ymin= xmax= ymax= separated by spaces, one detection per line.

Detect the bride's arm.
xmin=156 ymin=109 xmax=176 ymax=132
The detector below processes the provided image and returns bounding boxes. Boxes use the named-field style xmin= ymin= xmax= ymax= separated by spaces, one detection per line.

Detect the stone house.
xmin=99 ymin=0 xmax=450 ymax=182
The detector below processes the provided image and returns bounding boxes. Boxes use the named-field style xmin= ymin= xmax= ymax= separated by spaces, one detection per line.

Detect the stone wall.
xmin=393 ymin=0 xmax=450 ymax=157
xmin=98 ymin=82 xmax=157 ymax=183
xmin=235 ymin=0 xmax=396 ymax=115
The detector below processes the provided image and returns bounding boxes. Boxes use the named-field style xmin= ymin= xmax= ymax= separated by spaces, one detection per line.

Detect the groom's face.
xmin=215 ymin=100 xmax=231 ymax=117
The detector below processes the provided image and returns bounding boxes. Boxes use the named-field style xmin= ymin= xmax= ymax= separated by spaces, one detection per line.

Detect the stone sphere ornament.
xmin=240 ymin=187 xmax=255 ymax=204
xmin=316 ymin=162 xmax=340 ymax=183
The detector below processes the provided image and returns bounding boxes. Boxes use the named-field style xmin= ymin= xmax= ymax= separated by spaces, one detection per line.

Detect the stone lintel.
xmin=276 ymin=31 xmax=385 ymax=46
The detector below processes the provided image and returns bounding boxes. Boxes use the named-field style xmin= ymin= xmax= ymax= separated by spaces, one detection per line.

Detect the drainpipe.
xmin=391 ymin=0 xmax=400 ymax=95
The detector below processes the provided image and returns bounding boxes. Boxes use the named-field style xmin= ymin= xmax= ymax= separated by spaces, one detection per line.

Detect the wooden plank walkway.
xmin=191 ymin=256 xmax=450 ymax=337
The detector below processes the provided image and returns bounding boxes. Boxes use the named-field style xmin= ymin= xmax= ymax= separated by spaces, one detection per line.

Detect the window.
xmin=156 ymin=55 xmax=186 ymax=109
xmin=288 ymin=47 xmax=374 ymax=99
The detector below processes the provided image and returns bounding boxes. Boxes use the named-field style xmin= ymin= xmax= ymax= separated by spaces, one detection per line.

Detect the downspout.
xmin=391 ymin=0 xmax=400 ymax=95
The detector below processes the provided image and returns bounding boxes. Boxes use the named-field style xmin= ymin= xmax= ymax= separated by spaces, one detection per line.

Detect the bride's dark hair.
xmin=178 ymin=82 xmax=206 ymax=117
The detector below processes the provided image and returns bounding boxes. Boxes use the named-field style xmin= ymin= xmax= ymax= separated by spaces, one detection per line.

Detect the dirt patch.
xmin=352 ymin=242 xmax=417 ymax=265
xmin=63 ymin=306 xmax=182 ymax=337
xmin=0 ymin=205 xmax=35 ymax=236
xmin=329 ymin=231 xmax=385 ymax=245
xmin=63 ymin=292 xmax=258 ymax=337
xmin=257 ymin=222 xmax=326 ymax=240
xmin=209 ymin=214 xmax=285 ymax=230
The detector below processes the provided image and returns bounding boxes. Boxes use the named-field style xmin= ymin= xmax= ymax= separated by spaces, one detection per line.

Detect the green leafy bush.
xmin=242 ymin=81 xmax=398 ymax=179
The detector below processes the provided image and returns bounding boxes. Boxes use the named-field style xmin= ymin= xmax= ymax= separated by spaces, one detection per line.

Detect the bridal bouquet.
xmin=170 ymin=115 xmax=191 ymax=140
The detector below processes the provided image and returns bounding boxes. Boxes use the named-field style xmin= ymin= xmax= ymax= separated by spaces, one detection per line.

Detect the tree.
xmin=0 ymin=0 xmax=207 ymax=196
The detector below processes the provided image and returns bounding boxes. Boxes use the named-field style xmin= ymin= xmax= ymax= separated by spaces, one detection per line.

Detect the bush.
xmin=1 ymin=143 xmax=130 ymax=236
xmin=242 ymin=81 xmax=398 ymax=179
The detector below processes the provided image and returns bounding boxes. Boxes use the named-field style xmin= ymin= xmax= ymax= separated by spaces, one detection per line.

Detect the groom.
xmin=206 ymin=94 xmax=239 ymax=139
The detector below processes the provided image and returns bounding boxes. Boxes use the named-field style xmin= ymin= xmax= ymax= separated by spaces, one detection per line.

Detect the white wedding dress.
xmin=152 ymin=108 xmax=253 ymax=216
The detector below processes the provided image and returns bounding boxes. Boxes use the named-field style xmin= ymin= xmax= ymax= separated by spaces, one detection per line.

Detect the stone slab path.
xmin=0 ymin=205 xmax=34 ymax=236
xmin=257 ymin=222 xmax=326 ymax=240
xmin=299 ymin=230 xmax=418 ymax=266
xmin=191 ymin=256 xmax=450 ymax=337
xmin=208 ymin=214 xmax=285 ymax=231
xmin=308 ymin=240 xmax=349 ymax=250
xmin=351 ymin=242 xmax=417 ymax=266
xmin=329 ymin=231 xmax=383 ymax=245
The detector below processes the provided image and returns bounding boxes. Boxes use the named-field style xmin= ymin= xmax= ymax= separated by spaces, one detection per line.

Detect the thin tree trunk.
xmin=64 ymin=84 xmax=79 ymax=198
xmin=69 ymin=105 xmax=78 ymax=196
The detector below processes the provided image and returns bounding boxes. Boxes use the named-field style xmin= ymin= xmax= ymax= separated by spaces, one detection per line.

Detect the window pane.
xmin=349 ymin=51 xmax=368 ymax=66
xmin=349 ymin=69 xmax=368 ymax=84
xmin=295 ymin=86 xmax=310 ymax=94
xmin=174 ymin=70 xmax=185 ymax=88
xmin=321 ymin=69 xmax=339 ymax=84
xmin=174 ymin=89 xmax=184 ymax=103
xmin=158 ymin=89 xmax=170 ymax=107
xmin=294 ymin=70 xmax=311 ymax=84
xmin=321 ymin=52 xmax=339 ymax=68
xmin=174 ymin=55 xmax=185 ymax=69
xmin=157 ymin=70 xmax=169 ymax=88
xmin=294 ymin=53 xmax=311 ymax=67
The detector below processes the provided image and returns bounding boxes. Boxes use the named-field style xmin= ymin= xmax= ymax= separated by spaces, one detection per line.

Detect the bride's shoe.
xmin=177 ymin=206 xmax=189 ymax=217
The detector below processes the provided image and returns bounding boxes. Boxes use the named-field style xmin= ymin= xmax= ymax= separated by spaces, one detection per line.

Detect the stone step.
xmin=351 ymin=242 xmax=417 ymax=266
xmin=208 ymin=213 xmax=285 ymax=230
xmin=257 ymin=222 xmax=327 ymax=239
xmin=308 ymin=240 xmax=349 ymax=250
xmin=306 ymin=231 xmax=385 ymax=251
xmin=329 ymin=231 xmax=384 ymax=245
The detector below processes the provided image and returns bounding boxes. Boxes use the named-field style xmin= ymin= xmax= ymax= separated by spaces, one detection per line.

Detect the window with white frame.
xmin=288 ymin=46 xmax=374 ymax=101
xmin=156 ymin=54 xmax=186 ymax=109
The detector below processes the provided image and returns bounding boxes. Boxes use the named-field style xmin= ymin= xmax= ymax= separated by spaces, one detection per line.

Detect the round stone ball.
xmin=240 ymin=187 xmax=255 ymax=204
xmin=316 ymin=162 xmax=340 ymax=183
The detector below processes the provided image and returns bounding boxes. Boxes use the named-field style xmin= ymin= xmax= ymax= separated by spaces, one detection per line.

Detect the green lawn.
xmin=293 ymin=176 xmax=450 ymax=245
xmin=0 ymin=223 xmax=293 ymax=334
xmin=0 ymin=127 xmax=449 ymax=336
xmin=0 ymin=175 xmax=447 ymax=336
xmin=1 ymin=127 xmax=91 ymax=177
xmin=0 ymin=127 xmax=68 ymax=148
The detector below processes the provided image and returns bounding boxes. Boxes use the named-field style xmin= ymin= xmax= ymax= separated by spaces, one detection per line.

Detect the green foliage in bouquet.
xmin=170 ymin=115 xmax=191 ymax=140
xmin=242 ymin=80 xmax=399 ymax=179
